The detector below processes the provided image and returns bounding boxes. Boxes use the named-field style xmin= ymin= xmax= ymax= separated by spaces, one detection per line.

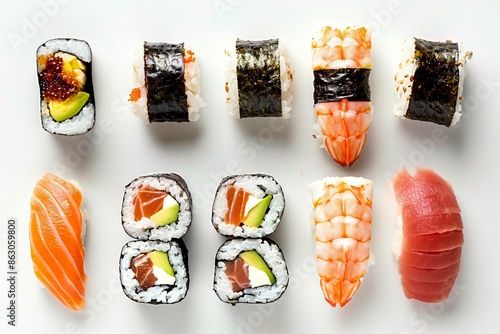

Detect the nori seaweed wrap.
xmin=394 ymin=37 xmax=472 ymax=127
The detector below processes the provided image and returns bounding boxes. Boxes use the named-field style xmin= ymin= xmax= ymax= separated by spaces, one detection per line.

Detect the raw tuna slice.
xmin=393 ymin=168 xmax=464 ymax=303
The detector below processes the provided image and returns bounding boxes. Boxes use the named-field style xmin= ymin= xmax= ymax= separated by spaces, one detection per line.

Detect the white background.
xmin=1 ymin=0 xmax=499 ymax=333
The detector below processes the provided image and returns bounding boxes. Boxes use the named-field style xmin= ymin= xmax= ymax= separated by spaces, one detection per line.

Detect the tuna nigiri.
xmin=312 ymin=25 xmax=373 ymax=167
xmin=393 ymin=168 xmax=464 ymax=303
xmin=309 ymin=176 xmax=374 ymax=307
xmin=29 ymin=173 xmax=87 ymax=310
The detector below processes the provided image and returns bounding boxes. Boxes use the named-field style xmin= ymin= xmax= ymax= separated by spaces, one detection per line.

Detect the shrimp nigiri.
xmin=312 ymin=25 xmax=373 ymax=167
xmin=309 ymin=176 xmax=373 ymax=307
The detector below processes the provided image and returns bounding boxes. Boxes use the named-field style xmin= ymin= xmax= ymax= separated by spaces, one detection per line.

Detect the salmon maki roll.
xmin=392 ymin=168 xmax=464 ymax=303
xmin=309 ymin=176 xmax=374 ymax=307
xmin=311 ymin=25 xmax=373 ymax=167
xmin=29 ymin=173 xmax=87 ymax=310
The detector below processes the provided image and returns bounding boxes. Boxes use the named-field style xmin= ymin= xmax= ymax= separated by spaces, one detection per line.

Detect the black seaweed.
xmin=407 ymin=38 xmax=460 ymax=127
xmin=236 ymin=39 xmax=282 ymax=118
xmin=36 ymin=38 xmax=96 ymax=136
xmin=119 ymin=239 xmax=189 ymax=305
xmin=313 ymin=68 xmax=371 ymax=103
xmin=144 ymin=42 xmax=188 ymax=122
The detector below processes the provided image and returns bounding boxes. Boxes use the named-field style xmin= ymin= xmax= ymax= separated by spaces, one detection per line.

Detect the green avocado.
xmin=148 ymin=251 xmax=174 ymax=277
xmin=49 ymin=91 xmax=89 ymax=122
xmin=150 ymin=201 xmax=179 ymax=226
xmin=239 ymin=250 xmax=276 ymax=285
xmin=241 ymin=195 xmax=272 ymax=228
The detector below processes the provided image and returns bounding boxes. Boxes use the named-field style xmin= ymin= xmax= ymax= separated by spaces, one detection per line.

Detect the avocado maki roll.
xmin=224 ymin=38 xmax=293 ymax=119
xmin=129 ymin=42 xmax=205 ymax=122
xmin=213 ymin=238 xmax=288 ymax=304
xmin=120 ymin=239 xmax=189 ymax=304
xmin=36 ymin=38 xmax=95 ymax=135
xmin=212 ymin=174 xmax=285 ymax=238
xmin=121 ymin=173 xmax=192 ymax=241
xmin=394 ymin=37 xmax=472 ymax=126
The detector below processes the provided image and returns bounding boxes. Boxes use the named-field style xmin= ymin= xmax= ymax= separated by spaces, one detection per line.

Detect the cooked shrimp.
xmin=310 ymin=177 xmax=373 ymax=307
xmin=314 ymin=100 xmax=372 ymax=167
xmin=312 ymin=25 xmax=373 ymax=167
xmin=312 ymin=26 xmax=372 ymax=70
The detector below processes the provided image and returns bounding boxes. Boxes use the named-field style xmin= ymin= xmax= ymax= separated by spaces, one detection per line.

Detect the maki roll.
xmin=120 ymin=240 xmax=189 ymax=304
xmin=224 ymin=38 xmax=293 ymax=119
xmin=311 ymin=25 xmax=373 ymax=167
xmin=394 ymin=37 xmax=472 ymax=126
xmin=129 ymin=42 xmax=205 ymax=122
xmin=36 ymin=38 xmax=95 ymax=135
xmin=122 ymin=173 xmax=192 ymax=241
xmin=213 ymin=238 xmax=288 ymax=304
xmin=212 ymin=174 xmax=285 ymax=238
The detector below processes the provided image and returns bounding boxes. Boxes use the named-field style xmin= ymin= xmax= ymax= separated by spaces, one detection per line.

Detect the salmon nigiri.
xmin=29 ymin=172 xmax=87 ymax=310
xmin=393 ymin=168 xmax=464 ymax=303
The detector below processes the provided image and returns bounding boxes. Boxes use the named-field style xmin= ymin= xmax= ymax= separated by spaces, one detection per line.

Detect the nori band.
xmin=144 ymin=42 xmax=188 ymax=122
xmin=313 ymin=68 xmax=371 ymax=103
xmin=236 ymin=39 xmax=281 ymax=118
xmin=407 ymin=38 xmax=460 ymax=127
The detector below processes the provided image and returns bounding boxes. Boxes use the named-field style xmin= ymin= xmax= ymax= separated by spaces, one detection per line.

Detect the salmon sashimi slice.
xmin=310 ymin=176 xmax=373 ymax=307
xmin=393 ymin=168 xmax=464 ymax=303
xmin=225 ymin=186 xmax=250 ymax=226
xmin=133 ymin=185 xmax=168 ymax=221
xmin=29 ymin=173 xmax=86 ymax=310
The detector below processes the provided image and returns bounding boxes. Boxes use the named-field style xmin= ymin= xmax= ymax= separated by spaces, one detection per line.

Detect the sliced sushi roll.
xmin=213 ymin=238 xmax=288 ymax=304
xmin=212 ymin=174 xmax=285 ymax=238
xmin=129 ymin=42 xmax=205 ymax=122
xmin=122 ymin=173 xmax=192 ymax=241
xmin=224 ymin=38 xmax=293 ymax=119
xmin=120 ymin=239 xmax=189 ymax=304
xmin=29 ymin=173 xmax=87 ymax=310
xmin=392 ymin=168 xmax=464 ymax=303
xmin=394 ymin=37 xmax=472 ymax=126
xmin=36 ymin=38 xmax=95 ymax=135
xmin=311 ymin=25 xmax=373 ymax=167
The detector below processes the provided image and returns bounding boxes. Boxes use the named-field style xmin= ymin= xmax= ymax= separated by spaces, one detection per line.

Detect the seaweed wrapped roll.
xmin=120 ymin=240 xmax=189 ymax=304
xmin=212 ymin=174 xmax=285 ymax=238
xmin=394 ymin=37 xmax=472 ymax=126
xmin=224 ymin=38 xmax=293 ymax=119
xmin=129 ymin=42 xmax=205 ymax=122
xmin=213 ymin=238 xmax=288 ymax=304
xmin=121 ymin=173 xmax=192 ymax=241
xmin=36 ymin=38 xmax=95 ymax=135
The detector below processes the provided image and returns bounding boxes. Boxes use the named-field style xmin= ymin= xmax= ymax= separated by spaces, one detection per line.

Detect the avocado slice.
xmin=239 ymin=250 xmax=276 ymax=285
xmin=150 ymin=196 xmax=179 ymax=226
xmin=49 ymin=91 xmax=89 ymax=122
xmin=148 ymin=250 xmax=175 ymax=277
xmin=241 ymin=195 xmax=272 ymax=228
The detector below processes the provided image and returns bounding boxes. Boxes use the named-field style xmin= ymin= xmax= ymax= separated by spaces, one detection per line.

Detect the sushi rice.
xmin=224 ymin=39 xmax=293 ymax=119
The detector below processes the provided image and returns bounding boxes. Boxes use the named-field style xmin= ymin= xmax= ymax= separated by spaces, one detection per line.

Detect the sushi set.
xmin=8 ymin=0 xmax=497 ymax=328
